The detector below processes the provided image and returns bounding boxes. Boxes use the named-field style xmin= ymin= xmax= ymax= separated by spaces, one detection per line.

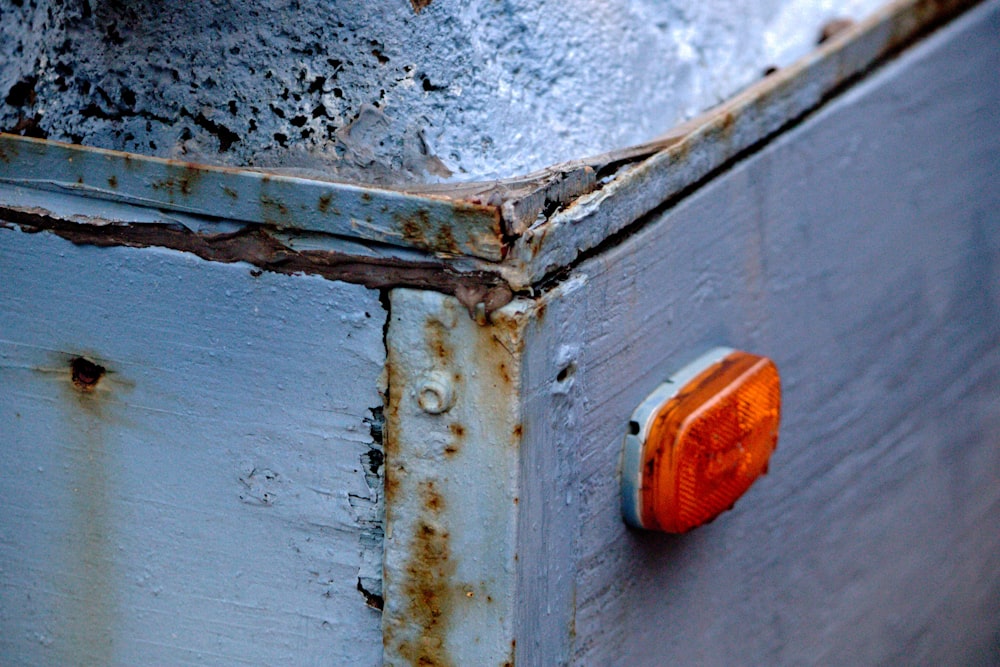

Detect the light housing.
xmin=621 ymin=347 xmax=781 ymax=533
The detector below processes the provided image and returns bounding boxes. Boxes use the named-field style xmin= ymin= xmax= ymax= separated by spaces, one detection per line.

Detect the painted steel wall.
xmin=0 ymin=229 xmax=386 ymax=665
xmin=517 ymin=3 xmax=1000 ymax=663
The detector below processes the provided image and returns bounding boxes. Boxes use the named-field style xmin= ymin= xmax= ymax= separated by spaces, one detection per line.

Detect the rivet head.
xmin=417 ymin=371 xmax=455 ymax=414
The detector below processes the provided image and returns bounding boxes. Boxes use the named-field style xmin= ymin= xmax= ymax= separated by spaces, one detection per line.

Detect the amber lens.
xmin=642 ymin=352 xmax=780 ymax=532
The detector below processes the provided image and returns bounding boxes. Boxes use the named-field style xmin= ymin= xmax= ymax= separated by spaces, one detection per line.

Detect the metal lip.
xmin=0 ymin=0 xmax=976 ymax=272
xmin=621 ymin=347 xmax=734 ymax=529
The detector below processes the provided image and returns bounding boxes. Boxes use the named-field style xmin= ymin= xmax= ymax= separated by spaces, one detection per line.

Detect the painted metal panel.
xmin=383 ymin=289 xmax=530 ymax=666
xmin=516 ymin=2 xmax=1000 ymax=663
xmin=0 ymin=136 xmax=505 ymax=260
xmin=0 ymin=228 xmax=386 ymax=665
xmin=502 ymin=0 xmax=983 ymax=286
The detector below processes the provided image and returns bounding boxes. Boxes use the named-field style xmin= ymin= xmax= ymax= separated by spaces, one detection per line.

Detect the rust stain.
xmin=818 ymin=17 xmax=855 ymax=44
xmin=384 ymin=357 xmax=400 ymax=506
xmin=424 ymin=318 xmax=452 ymax=364
xmin=222 ymin=185 xmax=238 ymax=200
xmin=259 ymin=194 xmax=290 ymax=220
xmin=1 ymin=206 xmax=515 ymax=317
xmin=317 ymin=193 xmax=332 ymax=212
xmin=151 ymin=164 xmax=202 ymax=201
xmin=70 ymin=356 xmax=105 ymax=392
xmin=395 ymin=480 xmax=456 ymax=667
xmin=445 ymin=422 xmax=464 ymax=457
xmin=434 ymin=224 xmax=458 ymax=256
xmin=410 ymin=0 xmax=432 ymax=12
xmin=497 ymin=361 xmax=511 ymax=386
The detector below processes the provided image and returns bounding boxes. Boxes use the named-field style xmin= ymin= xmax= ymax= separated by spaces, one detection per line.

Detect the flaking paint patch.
xmin=2 ymin=208 xmax=514 ymax=316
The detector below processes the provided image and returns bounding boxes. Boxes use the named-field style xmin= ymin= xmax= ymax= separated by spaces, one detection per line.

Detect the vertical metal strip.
xmin=383 ymin=289 xmax=528 ymax=666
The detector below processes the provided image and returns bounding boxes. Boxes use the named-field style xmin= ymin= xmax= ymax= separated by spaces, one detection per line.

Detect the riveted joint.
xmin=417 ymin=371 xmax=455 ymax=414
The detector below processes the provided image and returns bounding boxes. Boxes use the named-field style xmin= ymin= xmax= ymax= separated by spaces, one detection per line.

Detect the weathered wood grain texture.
xmin=517 ymin=2 xmax=1000 ymax=664
xmin=0 ymin=228 xmax=386 ymax=665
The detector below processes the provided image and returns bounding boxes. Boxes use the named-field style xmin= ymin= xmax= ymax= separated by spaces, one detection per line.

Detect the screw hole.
xmin=628 ymin=421 xmax=640 ymax=435
xmin=556 ymin=363 xmax=576 ymax=383
xmin=70 ymin=357 xmax=105 ymax=391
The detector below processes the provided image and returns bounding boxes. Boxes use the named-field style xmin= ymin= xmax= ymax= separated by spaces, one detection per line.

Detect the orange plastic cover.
xmin=640 ymin=351 xmax=781 ymax=532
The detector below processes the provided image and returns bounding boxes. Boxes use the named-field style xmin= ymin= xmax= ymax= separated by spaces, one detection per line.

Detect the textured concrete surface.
xmin=1 ymin=0 xmax=881 ymax=183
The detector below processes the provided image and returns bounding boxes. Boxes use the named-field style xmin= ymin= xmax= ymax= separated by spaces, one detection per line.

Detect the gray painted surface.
xmin=383 ymin=289 xmax=529 ymax=666
xmin=0 ymin=228 xmax=385 ymax=665
xmin=0 ymin=2 xmax=996 ymax=665
xmin=517 ymin=3 xmax=1000 ymax=664
xmin=1 ymin=0 xmax=881 ymax=184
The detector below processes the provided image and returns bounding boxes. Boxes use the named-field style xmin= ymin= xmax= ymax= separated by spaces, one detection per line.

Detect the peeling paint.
xmin=1 ymin=206 xmax=513 ymax=317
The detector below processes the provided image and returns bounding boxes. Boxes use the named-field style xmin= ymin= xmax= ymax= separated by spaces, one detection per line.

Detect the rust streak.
xmin=395 ymin=480 xmax=456 ymax=667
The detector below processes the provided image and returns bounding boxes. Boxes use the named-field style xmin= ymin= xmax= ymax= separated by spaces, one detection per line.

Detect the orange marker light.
xmin=621 ymin=348 xmax=781 ymax=533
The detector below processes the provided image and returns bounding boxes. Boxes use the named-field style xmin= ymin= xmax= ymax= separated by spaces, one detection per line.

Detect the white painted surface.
xmin=0 ymin=228 xmax=386 ymax=665
xmin=383 ymin=289 xmax=529 ymax=666
xmin=2 ymin=0 xmax=883 ymax=183
xmin=517 ymin=2 xmax=1000 ymax=663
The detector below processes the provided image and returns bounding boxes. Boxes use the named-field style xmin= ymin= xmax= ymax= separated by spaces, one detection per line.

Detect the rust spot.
xmin=395 ymin=480 xmax=456 ymax=666
xmin=425 ymin=319 xmax=451 ymax=364
xmin=361 ymin=192 xmax=372 ymax=202
xmin=721 ymin=110 xmax=736 ymax=136
xmin=398 ymin=209 xmax=431 ymax=245
xmin=410 ymin=0 xmax=432 ymax=12
xmin=70 ymin=356 xmax=105 ymax=391
xmin=423 ymin=480 xmax=443 ymax=513
xmin=260 ymin=194 xmax=290 ymax=223
xmin=497 ymin=361 xmax=511 ymax=386
xmin=318 ymin=193 xmax=332 ymax=212
xmin=396 ymin=209 xmax=464 ymax=255
xmin=76 ymin=176 xmax=84 ymax=185
xmin=222 ymin=186 xmax=238 ymax=200
xmin=445 ymin=422 xmax=464 ymax=457
xmin=512 ymin=423 xmax=523 ymax=439
xmin=434 ymin=224 xmax=458 ymax=256
xmin=107 ymin=175 xmax=118 ymax=189
xmin=818 ymin=17 xmax=855 ymax=44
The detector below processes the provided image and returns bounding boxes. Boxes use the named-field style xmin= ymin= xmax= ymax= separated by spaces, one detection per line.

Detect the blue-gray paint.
xmin=0 ymin=228 xmax=386 ymax=665
xmin=517 ymin=3 xmax=1000 ymax=662
xmin=0 ymin=135 xmax=505 ymax=259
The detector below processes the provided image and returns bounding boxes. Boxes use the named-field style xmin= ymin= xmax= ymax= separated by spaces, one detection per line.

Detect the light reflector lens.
xmin=622 ymin=348 xmax=781 ymax=533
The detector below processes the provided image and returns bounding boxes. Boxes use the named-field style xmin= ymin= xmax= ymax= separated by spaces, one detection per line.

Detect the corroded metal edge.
xmin=0 ymin=0 xmax=976 ymax=277
xmin=383 ymin=289 xmax=529 ymax=666
xmin=499 ymin=0 xmax=982 ymax=287
xmin=0 ymin=134 xmax=505 ymax=261
xmin=0 ymin=202 xmax=514 ymax=318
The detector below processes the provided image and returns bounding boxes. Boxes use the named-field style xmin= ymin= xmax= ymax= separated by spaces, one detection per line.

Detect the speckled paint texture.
xmin=2 ymin=0 xmax=882 ymax=183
